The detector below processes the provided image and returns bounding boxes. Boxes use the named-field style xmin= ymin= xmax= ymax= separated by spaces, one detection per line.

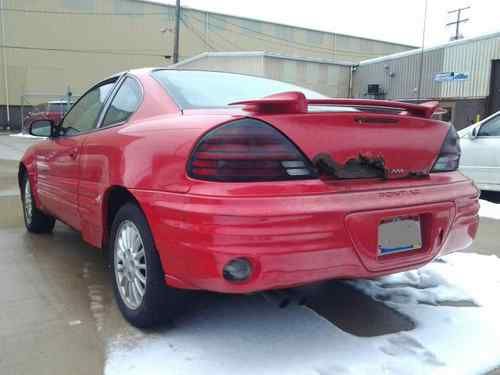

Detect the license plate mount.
xmin=378 ymin=216 xmax=422 ymax=256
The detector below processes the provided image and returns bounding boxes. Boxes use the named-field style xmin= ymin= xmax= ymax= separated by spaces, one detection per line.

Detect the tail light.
xmin=431 ymin=126 xmax=461 ymax=172
xmin=188 ymin=119 xmax=317 ymax=182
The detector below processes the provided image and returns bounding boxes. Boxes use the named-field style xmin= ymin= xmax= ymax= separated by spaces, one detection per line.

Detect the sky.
xmin=152 ymin=0 xmax=500 ymax=47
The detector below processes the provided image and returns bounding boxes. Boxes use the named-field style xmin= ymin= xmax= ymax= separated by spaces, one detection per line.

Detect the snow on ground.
xmin=0 ymin=134 xmax=40 ymax=161
xmin=9 ymin=132 xmax=41 ymax=139
xmin=105 ymin=253 xmax=500 ymax=375
xmin=479 ymin=199 xmax=500 ymax=220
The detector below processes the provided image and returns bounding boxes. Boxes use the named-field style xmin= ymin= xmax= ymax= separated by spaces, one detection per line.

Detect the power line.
xmin=209 ymin=14 xmax=338 ymax=54
xmin=0 ymin=44 xmax=169 ymax=57
xmin=0 ymin=7 xmax=172 ymax=16
xmin=188 ymin=12 xmax=383 ymax=59
xmin=3 ymin=6 xmax=394 ymax=60
xmin=188 ymin=12 xmax=335 ymax=55
xmin=181 ymin=17 xmax=217 ymax=52
xmin=207 ymin=27 xmax=244 ymax=50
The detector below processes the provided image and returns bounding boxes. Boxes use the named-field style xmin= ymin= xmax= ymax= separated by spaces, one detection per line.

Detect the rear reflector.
xmin=188 ymin=119 xmax=317 ymax=182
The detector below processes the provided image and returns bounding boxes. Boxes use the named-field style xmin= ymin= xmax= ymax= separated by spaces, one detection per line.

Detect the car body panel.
xmin=132 ymin=174 xmax=478 ymax=293
xmin=254 ymin=112 xmax=448 ymax=179
xmin=35 ymin=136 xmax=83 ymax=230
xmin=20 ymin=68 xmax=479 ymax=294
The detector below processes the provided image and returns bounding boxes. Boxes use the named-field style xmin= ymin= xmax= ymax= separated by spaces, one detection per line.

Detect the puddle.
xmin=302 ymin=282 xmax=415 ymax=337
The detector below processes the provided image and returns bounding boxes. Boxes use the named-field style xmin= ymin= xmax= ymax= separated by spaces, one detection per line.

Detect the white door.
xmin=460 ymin=114 xmax=500 ymax=191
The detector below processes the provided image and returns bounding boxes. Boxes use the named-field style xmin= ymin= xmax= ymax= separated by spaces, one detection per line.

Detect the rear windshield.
xmin=152 ymin=70 xmax=327 ymax=109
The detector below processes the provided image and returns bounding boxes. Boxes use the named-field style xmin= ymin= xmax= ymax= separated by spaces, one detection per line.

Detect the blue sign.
xmin=434 ymin=72 xmax=469 ymax=82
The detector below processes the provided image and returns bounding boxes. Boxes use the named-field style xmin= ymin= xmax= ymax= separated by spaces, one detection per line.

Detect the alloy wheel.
xmin=24 ymin=179 xmax=33 ymax=225
xmin=114 ymin=220 xmax=147 ymax=310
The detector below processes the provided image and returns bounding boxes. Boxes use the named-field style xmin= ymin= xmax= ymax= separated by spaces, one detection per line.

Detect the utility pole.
xmin=417 ymin=0 xmax=428 ymax=101
xmin=173 ymin=0 xmax=181 ymax=64
xmin=0 ymin=0 xmax=11 ymax=130
xmin=447 ymin=6 xmax=470 ymax=41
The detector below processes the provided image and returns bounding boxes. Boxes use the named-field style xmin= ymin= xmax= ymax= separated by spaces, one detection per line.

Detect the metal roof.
xmin=359 ymin=31 xmax=500 ymax=66
xmin=170 ymin=51 xmax=353 ymax=68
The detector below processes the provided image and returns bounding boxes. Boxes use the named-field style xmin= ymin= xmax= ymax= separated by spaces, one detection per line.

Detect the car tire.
xmin=21 ymin=173 xmax=55 ymax=234
xmin=110 ymin=202 xmax=189 ymax=328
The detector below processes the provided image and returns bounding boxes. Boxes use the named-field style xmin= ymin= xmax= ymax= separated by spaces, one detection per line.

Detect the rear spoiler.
xmin=229 ymin=91 xmax=441 ymax=119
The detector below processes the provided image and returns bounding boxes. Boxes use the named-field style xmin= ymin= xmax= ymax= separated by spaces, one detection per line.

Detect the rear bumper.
xmin=133 ymin=174 xmax=479 ymax=294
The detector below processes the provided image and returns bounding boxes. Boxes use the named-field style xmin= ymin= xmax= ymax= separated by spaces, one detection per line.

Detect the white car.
xmin=459 ymin=111 xmax=500 ymax=192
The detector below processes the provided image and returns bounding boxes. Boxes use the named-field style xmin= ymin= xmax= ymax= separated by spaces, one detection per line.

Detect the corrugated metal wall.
xmin=178 ymin=55 xmax=265 ymax=77
xmin=264 ymin=57 xmax=350 ymax=97
xmin=353 ymin=33 xmax=500 ymax=100
xmin=441 ymin=37 xmax=500 ymax=98
xmin=0 ymin=0 xmax=414 ymax=108
xmin=176 ymin=54 xmax=350 ymax=97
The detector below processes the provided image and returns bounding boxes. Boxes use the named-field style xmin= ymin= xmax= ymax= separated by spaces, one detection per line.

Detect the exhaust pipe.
xmin=261 ymin=290 xmax=291 ymax=308
xmin=261 ymin=289 xmax=307 ymax=308
xmin=287 ymin=289 xmax=308 ymax=306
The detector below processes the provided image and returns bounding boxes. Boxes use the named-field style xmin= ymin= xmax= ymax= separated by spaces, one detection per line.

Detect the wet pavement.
xmin=1 ymin=134 xmax=499 ymax=374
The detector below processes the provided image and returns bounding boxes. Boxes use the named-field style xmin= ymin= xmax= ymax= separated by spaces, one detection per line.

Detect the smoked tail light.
xmin=188 ymin=119 xmax=318 ymax=182
xmin=431 ymin=126 xmax=461 ymax=172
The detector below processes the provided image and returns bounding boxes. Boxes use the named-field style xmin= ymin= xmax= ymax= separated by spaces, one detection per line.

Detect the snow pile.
xmin=479 ymin=199 xmax=500 ymax=220
xmin=9 ymin=133 xmax=43 ymax=139
xmin=105 ymin=253 xmax=500 ymax=375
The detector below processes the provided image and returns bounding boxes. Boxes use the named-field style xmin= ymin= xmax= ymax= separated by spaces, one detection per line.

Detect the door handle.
xmin=69 ymin=148 xmax=78 ymax=159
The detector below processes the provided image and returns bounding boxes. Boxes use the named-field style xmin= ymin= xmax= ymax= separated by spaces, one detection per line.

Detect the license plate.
xmin=378 ymin=216 xmax=422 ymax=255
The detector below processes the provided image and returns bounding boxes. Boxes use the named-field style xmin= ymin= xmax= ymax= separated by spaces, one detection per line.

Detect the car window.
xmin=152 ymin=70 xmax=326 ymax=109
xmin=478 ymin=115 xmax=500 ymax=137
xmin=60 ymin=81 xmax=116 ymax=136
xmin=101 ymin=77 xmax=142 ymax=128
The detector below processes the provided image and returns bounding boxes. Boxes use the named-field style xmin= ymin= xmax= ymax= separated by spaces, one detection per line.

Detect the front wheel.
xmin=21 ymin=173 xmax=55 ymax=233
xmin=110 ymin=202 xmax=189 ymax=328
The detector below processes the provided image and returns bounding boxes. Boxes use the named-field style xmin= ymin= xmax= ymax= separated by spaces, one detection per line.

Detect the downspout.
xmin=348 ymin=65 xmax=357 ymax=98
xmin=0 ymin=0 xmax=10 ymax=129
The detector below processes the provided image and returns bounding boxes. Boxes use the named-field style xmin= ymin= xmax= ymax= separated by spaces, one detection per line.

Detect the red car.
xmin=20 ymin=69 xmax=479 ymax=328
xmin=22 ymin=100 xmax=72 ymax=134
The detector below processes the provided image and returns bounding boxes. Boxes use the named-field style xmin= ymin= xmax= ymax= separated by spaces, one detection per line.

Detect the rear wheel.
xmin=21 ymin=173 xmax=55 ymax=233
xmin=110 ymin=202 xmax=189 ymax=328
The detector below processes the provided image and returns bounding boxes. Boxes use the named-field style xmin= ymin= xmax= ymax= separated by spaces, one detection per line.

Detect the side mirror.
xmin=471 ymin=127 xmax=478 ymax=139
xmin=29 ymin=120 xmax=54 ymax=138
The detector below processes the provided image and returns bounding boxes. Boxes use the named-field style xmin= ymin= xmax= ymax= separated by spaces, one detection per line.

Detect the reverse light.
xmin=431 ymin=126 xmax=461 ymax=172
xmin=223 ymin=258 xmax=252 ymax=282
xmin=188 ymin=119 xmax=317 ymax=182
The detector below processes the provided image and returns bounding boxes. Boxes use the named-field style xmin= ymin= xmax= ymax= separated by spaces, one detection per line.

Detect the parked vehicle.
xmin=459 ymin=111 xmax=500 ymax=192
xmin=22 ymin=100 xmax=73 ymax=134
xmin=20 ymin=69 xmax=479 ymax=328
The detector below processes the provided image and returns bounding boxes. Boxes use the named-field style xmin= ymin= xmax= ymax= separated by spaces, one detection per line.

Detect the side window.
xmin=478 ymin=116 xmax=500 ymax=137
xmin=60 ymin=80 xmax=116 ymax=136
xmin=101 ymin=78 xmax=142 ymax=128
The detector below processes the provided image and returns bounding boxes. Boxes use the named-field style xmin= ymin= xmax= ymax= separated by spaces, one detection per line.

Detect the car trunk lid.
xmin=230 ymin=92 xmax=449 ymax=180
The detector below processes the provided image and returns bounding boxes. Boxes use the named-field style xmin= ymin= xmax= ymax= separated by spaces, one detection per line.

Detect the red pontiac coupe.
xmin=20 ymin=69 xmax=479 ymax=327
